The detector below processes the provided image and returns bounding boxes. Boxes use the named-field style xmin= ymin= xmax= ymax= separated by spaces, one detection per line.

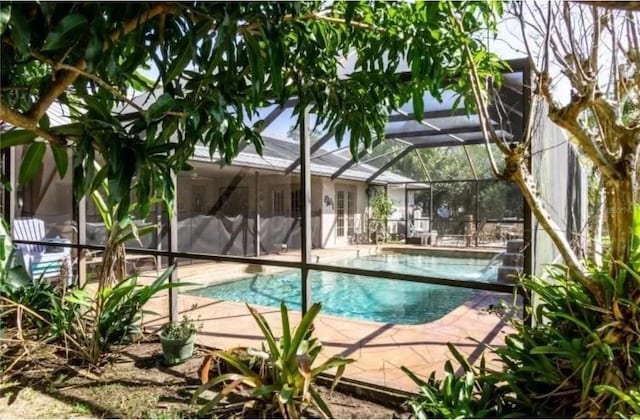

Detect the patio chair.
xmin=12 ymin=217 xmax=72 ymax=285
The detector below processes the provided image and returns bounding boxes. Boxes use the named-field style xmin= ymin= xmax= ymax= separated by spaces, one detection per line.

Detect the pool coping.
xmin=381 ymin=245 xmax=501 ymax=259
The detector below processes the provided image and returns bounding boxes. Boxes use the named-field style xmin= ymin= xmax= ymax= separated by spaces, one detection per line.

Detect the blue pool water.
xmin=188 ymin=253 xmax=498 ymax=325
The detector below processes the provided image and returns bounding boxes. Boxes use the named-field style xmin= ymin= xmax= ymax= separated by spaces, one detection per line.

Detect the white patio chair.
xmin=12 ymin=217 xmax=72 ymax=285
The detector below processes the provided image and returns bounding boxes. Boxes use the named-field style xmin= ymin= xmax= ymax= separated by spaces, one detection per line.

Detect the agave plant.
xmin=193 ymin=302 xmax=354 ymax=419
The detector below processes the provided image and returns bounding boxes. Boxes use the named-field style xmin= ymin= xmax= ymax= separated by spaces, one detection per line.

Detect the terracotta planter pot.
xmin=160 ymin=333 xmax=195 ymax=365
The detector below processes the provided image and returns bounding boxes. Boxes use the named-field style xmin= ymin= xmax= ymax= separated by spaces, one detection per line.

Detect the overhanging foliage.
xmin=0 ymin=1 xmax=505 ymax=218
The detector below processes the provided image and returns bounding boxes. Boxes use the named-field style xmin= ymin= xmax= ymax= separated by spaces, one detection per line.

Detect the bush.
xmin=403 ymin=258 xmax=640 ymax=418
xmin=403 ymin=343 xmax=519 ymax=419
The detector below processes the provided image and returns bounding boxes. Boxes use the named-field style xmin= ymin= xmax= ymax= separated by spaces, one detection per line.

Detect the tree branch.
xmin=28 ymin=49 xmax=145 ymax=114
xmin=448 ymin=1 xmax=600 ymax=289
xmin=25 ymin=3 xmax=177 ymax=122
xmin=576 ymin=1 xmax=640 ymax=12
xmin=537 ymin=71 xmax=622 ymax=179
xmin=445 ymin=2 xmax=508 ymax=182
xmin=512 ymin=161 xmax=600 ymax=300
xmin=0 ymin=103 xmax=66 ymax=145
xmin=286 ymin=12 xmax=387 ymax=33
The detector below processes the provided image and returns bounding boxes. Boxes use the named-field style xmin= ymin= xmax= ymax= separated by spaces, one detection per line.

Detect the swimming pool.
xmin=188 ymin=253 xmax=498 ymax=325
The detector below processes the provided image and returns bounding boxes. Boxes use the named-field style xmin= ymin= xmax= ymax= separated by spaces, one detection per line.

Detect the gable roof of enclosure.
xmin=35 ymin=57 xmax=527 ymax=186
xmin=261 ymin=57 xmax=529 ymax=185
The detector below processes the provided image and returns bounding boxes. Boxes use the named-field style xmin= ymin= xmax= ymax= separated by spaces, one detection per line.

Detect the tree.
xmin=0 ymin=1 xmax=504 ymax=285
xmin=455 ymin=2 xmax=640 ymax=275
xmin=449 ymin=1 xmax=640 ymax=414
xmin=0 ymin=1 xmax=504 ymax=206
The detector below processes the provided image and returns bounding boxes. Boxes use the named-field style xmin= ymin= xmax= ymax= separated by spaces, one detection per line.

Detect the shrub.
xmin=402 ymin=344 xmax=518 ymax=419
xmin=403 ymin=258 xmax=640 ymax=418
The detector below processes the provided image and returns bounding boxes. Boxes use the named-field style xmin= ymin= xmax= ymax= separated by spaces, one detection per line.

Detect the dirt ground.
xmin=0 ymin=339 xmax=410 ymax=419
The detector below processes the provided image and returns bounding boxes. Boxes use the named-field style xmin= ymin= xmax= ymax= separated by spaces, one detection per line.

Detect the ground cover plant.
xmin=1 ymin=339 xmax=405 ymax=419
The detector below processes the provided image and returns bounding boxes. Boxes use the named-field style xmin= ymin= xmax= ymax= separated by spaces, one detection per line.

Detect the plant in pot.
xmin=159 ymin=314 xmax=202 ymax=365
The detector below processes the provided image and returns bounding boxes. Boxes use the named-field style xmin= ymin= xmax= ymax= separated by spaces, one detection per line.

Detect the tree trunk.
xmin=510 ymin=159 xmax=605 ymax=302
xmin=604 ymin=176 xmax=635 ymax=266
xmin=96 ymin=236 xmax=127 ymax=290
xmin=588 ymin=179 xmax=605 ymax=266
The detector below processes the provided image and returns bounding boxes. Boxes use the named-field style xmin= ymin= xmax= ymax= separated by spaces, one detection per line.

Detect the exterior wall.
xmin=320 ymin=177 xmax=336 ymax=248
xmin=176 ymin=163 xmax=371 ymax=251
xmin=316 ymin=178 xmax=368 ymax=248
xmin=12 ymin=149 xmax=394 ymax=253
xmin=311 ymin=178 xmax=323 ymax=248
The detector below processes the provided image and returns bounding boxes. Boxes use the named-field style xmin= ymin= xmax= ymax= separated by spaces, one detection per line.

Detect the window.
xmin=273 ymin=190 xmax=285 ymax=216
xmin=291 ymin=189 xmax=302 ymax=217
xmin=336 ymin=191 xmax=344 ymax=237
xmin=347 ymin=191 xmax=355 ymax=236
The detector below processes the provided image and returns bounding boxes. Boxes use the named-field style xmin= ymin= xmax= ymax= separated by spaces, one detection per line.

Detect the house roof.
xmin=191 ymin=136 xmax=415 ymax=184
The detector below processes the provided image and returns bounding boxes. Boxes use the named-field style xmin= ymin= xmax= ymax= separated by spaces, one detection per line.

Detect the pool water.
xmin=188 ymin=253 xmax=498 ymax=325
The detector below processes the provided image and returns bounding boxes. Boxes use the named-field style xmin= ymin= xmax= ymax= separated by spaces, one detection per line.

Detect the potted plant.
xmin=159 ymin=315 xmax=202 ymax=365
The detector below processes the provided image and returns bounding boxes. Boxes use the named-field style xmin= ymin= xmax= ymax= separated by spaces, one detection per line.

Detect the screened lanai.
xmin=4 ymin=56 xmax=586 ymax=391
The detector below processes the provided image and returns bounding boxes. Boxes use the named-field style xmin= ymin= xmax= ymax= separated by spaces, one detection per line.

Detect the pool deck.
xmin=138 ymin=244 xmax=515 ymax=393
xmin=144 ymin=291 xmax=514 ymax=393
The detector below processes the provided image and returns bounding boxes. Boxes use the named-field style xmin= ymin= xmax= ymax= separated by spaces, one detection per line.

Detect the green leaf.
xmin=147 ymin=94 xmax=175 ymax=122
xmin=8 ymin=6 xmax=29 ymax=54
xmin=280 ymin=302 xmax=291 ymax=355
xmin=0 ymin=130 xmax=37 ymax=149
xmin=412 ymin=87 xmax=424 ymax=120
xmin=310 ymin=356 xmax=354 ymax=378
xmin=165 ymin=38 xmax=194 ymax=83
xmin=19 ymin=142 xmax=46 ymax=184
xmin=344 ymin=2 xmax=357 ymax=25
xmin=279 ymin=384 xmax=293 ymax=404
xmin=288 ymin=302 xmax=321 ymax=360
xmin=39 ymin=114 xmax=50 ymax=131
xmin=0 ymin=4 xmax=10 ymax=35
xmin=246 ymin=303 xmax=281 ymax=359
xmin=85 ymin=31 xmax=102 ymax=62
xmin=447 ymin=342 xmax=473 ymax=373
xmin=43 ymin=14 xmax=88 ymax=51
xmin=309 ymin=386 xmax=333 ymax=419
xmin=51 ymin=144 xmax=68 ymax=179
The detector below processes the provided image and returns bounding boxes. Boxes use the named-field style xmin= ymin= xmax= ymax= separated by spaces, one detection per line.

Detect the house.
xmin=172 ymin=135 xmax=415 ymax=256
xmin=3 ymin=123 xmax=415 ymax=258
